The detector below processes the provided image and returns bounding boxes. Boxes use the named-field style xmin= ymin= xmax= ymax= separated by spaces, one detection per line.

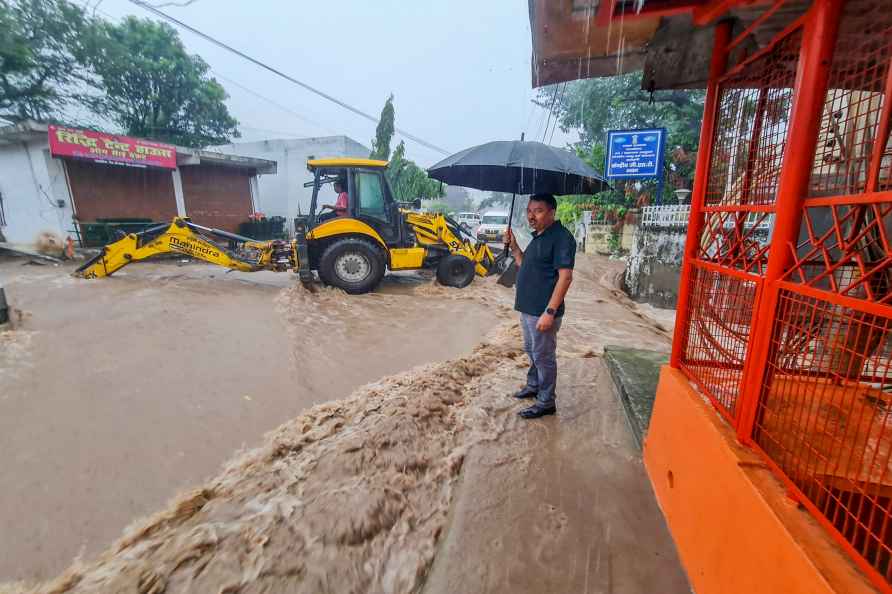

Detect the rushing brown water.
xmin=0 ymin=261 xmax=499 ymax=587
xmin=2 ymin=255 xmax=688 ymax=594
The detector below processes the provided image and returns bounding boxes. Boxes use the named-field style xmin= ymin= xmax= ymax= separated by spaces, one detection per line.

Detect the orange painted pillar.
xmin=735 ymin=0 xmax=844 ymax=442
xmin=670 ymin=20 xmax=732 ymax=367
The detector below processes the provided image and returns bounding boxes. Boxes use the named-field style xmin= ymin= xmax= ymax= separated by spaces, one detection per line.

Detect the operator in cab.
xmin=320 ymin=179 xmax=350 ymax=218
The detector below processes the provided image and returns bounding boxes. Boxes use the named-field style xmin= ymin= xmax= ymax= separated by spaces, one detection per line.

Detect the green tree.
xmin=422 ymin=200 xmax=450 ymax=214
xmin=478 ymin=192 xmax=512 ymax=211
xmin=549 ymin=73 xmax=704 ymax=155
xmin=367 ymin=95 xmax=441 ymax=201
xmin=370 ymin=94 xmax=395 ymax=160
xmin=83 ymin=16 xmax=239 ymax=147
xmin=554 ymin=144 xmax=613 ymax=226
xmin=544 ymin=73 xmax=705 ymax=222
xmin=388 ymin=140 xmax=442 ymax=201
xmin=555 ymin=200 xmax=578 ymax=228
xmin=0 ymin=0 xmax=90 ymax=120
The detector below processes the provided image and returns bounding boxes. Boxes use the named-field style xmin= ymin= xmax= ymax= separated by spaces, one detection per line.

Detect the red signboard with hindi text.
xmin=48 ymin=125 xmax=177 ymax=169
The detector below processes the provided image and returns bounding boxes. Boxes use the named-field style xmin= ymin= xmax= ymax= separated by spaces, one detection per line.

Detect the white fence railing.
xmin=641 ymin=205 xmax=690 ymax=229
xmin=741 ymin=212 xmax=773 ymax=234
xmin=640 ymin=204 xmax=773 ymax=234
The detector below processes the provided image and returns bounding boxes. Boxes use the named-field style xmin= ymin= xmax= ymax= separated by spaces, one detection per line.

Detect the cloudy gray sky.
xmin=82 ymin=0 xmax=578 ymax=167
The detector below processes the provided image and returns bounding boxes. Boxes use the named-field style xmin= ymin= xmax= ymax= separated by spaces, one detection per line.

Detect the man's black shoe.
xmin=513 ymin=387 xmax=538 ymax=399
xmin=519 ymin=403 xmax=556 ymax=419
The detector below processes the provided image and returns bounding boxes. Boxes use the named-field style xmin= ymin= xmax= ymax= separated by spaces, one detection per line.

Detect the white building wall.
xmin=212 ymin=136 xmax=370 ymax=232
xmin=41 ymin=145 xmax=76 ymax=236
xmin=0 ymin=140 xmax=73 ymax=244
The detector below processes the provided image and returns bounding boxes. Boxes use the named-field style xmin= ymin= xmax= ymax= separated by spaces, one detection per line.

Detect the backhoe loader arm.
xmin=75 ymin=218 xmax=269 ymax=279
xmin=404 ymin=212 xmax=498 ymax=276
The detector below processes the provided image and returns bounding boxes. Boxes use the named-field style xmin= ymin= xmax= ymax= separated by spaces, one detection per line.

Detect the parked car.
xmin=454 ymin=212 xmax=481 ymax=235
xmin=476 ymin=210 xmax=510 ymax=243
xmin=455 ymin=212 xmax=482 ymax=228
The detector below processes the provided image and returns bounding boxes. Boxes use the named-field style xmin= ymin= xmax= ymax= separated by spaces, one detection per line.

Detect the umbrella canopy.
xmin=427 ymin=140 xmax=610 ymax=195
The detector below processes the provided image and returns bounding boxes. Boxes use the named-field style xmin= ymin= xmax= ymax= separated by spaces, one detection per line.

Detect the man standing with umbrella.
xmin=427 ymin=138 xmax=607 ymax=418
xmin=506 ymin=194 xmax=575 ymax=418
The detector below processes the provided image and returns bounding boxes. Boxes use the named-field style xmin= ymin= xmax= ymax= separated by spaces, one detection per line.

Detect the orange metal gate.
xmin=672 ymin=0 xmax=892 ymax=588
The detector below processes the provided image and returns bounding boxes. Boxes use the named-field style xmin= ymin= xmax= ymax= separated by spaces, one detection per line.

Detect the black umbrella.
xmin=427 ymin=140 xmax=610 ymax=196
xmin=427 ymin=139 xmax=609 ymax=286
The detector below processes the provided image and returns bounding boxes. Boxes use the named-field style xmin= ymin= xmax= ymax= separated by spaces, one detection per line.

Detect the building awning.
xmin=177 ymin=149 xmax=277 ymax=175
xmin=528 ymin=0 xmax=810 ymax=90
xmin=0 ymin=120 xmax=277 ymax=175
xmin=0 ymin=119 xmax=47 ymax=144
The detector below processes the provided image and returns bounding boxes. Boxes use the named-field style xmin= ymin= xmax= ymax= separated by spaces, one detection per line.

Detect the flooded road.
xmin=0 ymin=260 xmax=499 ymax=583
xmin=1 ymin=254 xmax=688 ymax=594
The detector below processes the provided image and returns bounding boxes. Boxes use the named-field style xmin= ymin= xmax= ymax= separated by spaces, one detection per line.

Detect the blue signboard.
xmin=605 ymin=128 xmax=666 ymax=179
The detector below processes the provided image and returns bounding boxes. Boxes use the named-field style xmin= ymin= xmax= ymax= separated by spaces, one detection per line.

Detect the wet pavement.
xmin=424 ymin=257 xmax=688 ymax=594
xmin=425 ymin=356 xmax=688 ymax=594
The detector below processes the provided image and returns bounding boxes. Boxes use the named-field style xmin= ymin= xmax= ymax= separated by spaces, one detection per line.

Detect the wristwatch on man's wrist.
xmin=545 ymin=307 xmax=556 ymax=316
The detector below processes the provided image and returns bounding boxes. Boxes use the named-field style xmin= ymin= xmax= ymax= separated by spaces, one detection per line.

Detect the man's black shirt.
xmin=514 ymin=221 xmax=576 ymax=318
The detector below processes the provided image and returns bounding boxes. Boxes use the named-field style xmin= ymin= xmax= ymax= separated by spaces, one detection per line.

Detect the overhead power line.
xmin=148 ymin=1 xmax=199 ymax=6
xmin=212 ymin=70 xmax=337 ymax=137
xmin=127 ymin=0 xmax=451 ymax=156
xmin=541 ymin=84 xmax=561 ymax=143
xmin=548 ymin=83 xmax=567 ymax=145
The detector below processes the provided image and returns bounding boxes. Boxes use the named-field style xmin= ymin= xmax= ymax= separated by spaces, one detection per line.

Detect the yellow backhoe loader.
xmin=75 ymin=158 xmax=502 ymax=294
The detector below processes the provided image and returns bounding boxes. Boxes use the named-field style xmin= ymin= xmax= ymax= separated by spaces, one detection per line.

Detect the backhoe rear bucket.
xmin=497 ymin=258 xmax=517 ymax=287
xmin=490 ymin=246 xmax=516 ymax=286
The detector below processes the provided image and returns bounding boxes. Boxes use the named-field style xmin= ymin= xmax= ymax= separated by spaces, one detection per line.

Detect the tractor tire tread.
xmin=318 ymin=237 xmax=386 ymax=294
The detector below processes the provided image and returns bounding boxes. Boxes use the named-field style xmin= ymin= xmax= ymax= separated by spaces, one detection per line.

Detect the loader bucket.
xmin=497 ymin=258 xmax=517 ymax=287
xmin=73 ymin=249 xmax=107 ymax=279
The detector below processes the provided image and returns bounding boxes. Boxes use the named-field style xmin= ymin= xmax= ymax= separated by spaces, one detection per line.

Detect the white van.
xmin=476 ymin=210 xmax=510 ymax=243
xmin=455 ymin=212 xmax=481 ymax=228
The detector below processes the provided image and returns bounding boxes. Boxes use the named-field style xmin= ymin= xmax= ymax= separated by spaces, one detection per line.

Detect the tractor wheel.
xmin=318 ymin=237 xmax=386 ymax=294
xmin=436 ymin=254 xmax=476 ymax=288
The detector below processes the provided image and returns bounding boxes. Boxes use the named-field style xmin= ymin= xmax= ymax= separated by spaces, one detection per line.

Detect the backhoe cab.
xmin=74 ymin=158 xmax=501 ymax=294
xmin=301 ymin=158 xmax=498 ymax=293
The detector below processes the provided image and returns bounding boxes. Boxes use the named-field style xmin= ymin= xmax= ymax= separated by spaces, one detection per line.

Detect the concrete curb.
xmin=604 ymin=346 xmax=668 ymax=450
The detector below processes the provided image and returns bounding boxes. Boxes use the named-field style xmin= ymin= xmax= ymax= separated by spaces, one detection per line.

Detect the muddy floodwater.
xmin=1 ymin=254 xmax=689 ymax=594
xmin=0 ymin=261 xmax=500 ymax=583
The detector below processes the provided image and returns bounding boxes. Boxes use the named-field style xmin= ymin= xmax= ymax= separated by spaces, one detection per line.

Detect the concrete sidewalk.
xmin=424 ymin=355 xmax=689 ymax=594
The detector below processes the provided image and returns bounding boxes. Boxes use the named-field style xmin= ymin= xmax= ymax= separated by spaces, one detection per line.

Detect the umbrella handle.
xmin=504 ymin=192 xmax=517 ymax=250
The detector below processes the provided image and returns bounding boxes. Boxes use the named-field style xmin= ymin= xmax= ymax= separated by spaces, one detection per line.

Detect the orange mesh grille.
xmin=680 ymin=265 xmax=759 ymax=418
xmin=810 ymin=0 xmax=892 ymax=197
xmin=754 ymin=289 xmax=892 ymax=581
xmin=697 ymin=210 xmax=772 ymax=275
xmin=674 ymin=0 xmax=892 ymax=587
xmin=706 ymin=30 xmax=802 ymax=207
